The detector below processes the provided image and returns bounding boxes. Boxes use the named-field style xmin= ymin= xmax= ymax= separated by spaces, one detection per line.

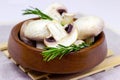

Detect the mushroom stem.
xmin=47 ymin=21 xmax=67 ymax=41
xmin=44 ymin=24 xmax=78 ymax=47
xmin=61 ymin=13 xmax=75 ymax=25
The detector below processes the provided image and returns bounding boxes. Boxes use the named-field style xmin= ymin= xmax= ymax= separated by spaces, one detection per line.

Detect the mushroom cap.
xmin=22 ymin=19 xmax=51 ymax=41
xmin=45 ymin=3 xmax=67 ymax=22
xmin=20 ymin=20 xmax=33 ymax=40
xmin=74 ymin=16 xmax=104 ymax=39
xmin=46 ymin=10 xmax=63 ymax=22
xmin=45 ymin=3 xmax=67 ymax=13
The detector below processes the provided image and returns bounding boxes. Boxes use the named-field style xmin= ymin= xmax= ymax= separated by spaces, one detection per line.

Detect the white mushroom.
xmin=21 ymin=19 xmax=51 ymax=41
xmin=61 ymin=13 xmax=75 ymax=25
xmin=74 ymin=40 xmax=84 ymax=46
xmin=44 ymin=21 xmax=78 ymax=47
xmin=73 ymin=16 xmax=104 ymax=40
xmin=20 ymin=20 xmax=33 ymax=41
xmin=45 ymin=3 xmax=67 ymax=15
xmin=46 ymin=21 xmax=68 ymax=41
xmin=45 ymin=3 xmax=67 ymax=22
xmin=36 ymin=42 xmax=45 ymax=49
xmin=20 ymin=20 xmax=37 ymax=47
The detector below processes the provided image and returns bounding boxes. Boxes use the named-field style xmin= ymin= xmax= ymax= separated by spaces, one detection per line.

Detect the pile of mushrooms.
xmin=20 ymin=3 xmax=104 ymax=49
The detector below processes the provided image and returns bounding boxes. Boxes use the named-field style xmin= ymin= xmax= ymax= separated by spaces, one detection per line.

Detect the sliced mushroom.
xmin=73 ymin=16 xmax=104 ymax=40
xmin=44 ymin=23 xmax=78 ymax=47
xmin=61 ymin=13 xmax=75 ymax=25
xmin=45 ymin=3 xmax=67 ymax=22
xmin=46 ymin=21 xmax=68 ymax=41
xmin=21 ymin=19 xmax=51 ymax=41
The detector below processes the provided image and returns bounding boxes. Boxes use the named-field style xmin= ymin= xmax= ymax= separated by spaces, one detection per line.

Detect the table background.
xmin=0 ymin=0 xmax=120 ymax=80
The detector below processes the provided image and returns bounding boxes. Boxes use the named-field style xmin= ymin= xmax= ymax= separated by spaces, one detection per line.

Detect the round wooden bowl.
xmin=8 ymin=19 xmax=107 ymax=74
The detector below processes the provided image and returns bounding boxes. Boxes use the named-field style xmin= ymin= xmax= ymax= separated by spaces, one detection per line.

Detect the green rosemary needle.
xmin=23 ymin=7 xmax=53 ymax=20
xmin=42 ymin=43 xmax=90 ymax=62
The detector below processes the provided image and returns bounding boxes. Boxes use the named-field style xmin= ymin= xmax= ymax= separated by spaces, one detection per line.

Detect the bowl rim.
xmin=11 ymin=18 xmax=105 ymax=54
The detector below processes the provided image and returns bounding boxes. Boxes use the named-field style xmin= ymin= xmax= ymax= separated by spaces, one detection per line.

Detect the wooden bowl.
xmin=8 ymin=19 xmax=107 ymax=74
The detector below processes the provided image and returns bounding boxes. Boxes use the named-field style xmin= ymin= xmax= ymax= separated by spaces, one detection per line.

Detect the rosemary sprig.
xmin=23 ymin=7 xmax=53 ymax=20
xmin=42 ymin=43 xmax=90 ymax=62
